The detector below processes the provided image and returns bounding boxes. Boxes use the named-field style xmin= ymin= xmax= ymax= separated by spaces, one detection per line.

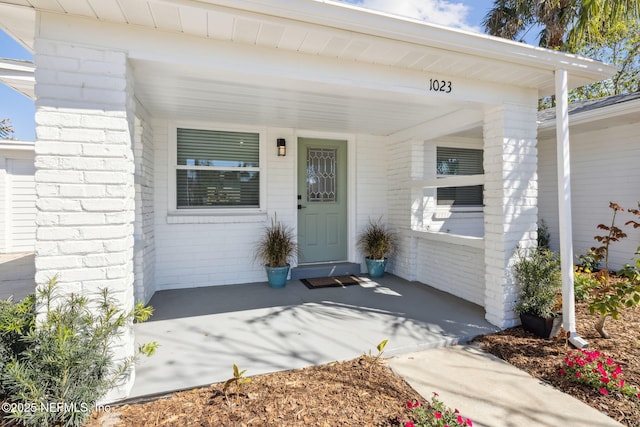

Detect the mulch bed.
xmin=3 ymin=301 xmax=637 ymax=426
xmin=473 ymin=302 xmax=640 ymax=426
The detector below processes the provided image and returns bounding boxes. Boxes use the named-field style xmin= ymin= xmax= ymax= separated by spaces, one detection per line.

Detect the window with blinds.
xmin=436 ymin=147 xmax=484 ymax=207
xmin=176 ymin=128 xmax=260 ymax=208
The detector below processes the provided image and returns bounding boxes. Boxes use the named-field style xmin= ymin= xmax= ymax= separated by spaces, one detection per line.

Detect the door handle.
xmin=297 ymin=204 xmax=306 ymax=210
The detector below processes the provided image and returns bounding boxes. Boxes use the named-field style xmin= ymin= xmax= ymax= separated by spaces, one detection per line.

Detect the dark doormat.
xmin=301 ymin=275 xmax=363 ymax=289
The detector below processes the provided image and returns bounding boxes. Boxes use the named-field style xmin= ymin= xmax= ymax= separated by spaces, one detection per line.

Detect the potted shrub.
xmin=255 ymin=215 xmax=297 ymax=288
xmin=356 ymin=217 xmax=397 ymax=278
xmin=513 ymin=247 xmax=563 ymax=338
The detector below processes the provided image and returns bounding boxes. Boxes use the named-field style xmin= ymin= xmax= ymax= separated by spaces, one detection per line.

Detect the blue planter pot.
xmin=265 ymin=265 xmax=290 ymax=288
xmin=365 ymin=257 xmax=387 ymax=278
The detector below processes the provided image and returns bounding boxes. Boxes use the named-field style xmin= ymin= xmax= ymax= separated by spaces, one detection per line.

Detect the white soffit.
xmin=0 ymin=0 xmax=619 ymax=135
xmin=0 ymin=0 xmax=617 ymax=95
xmin=0 ymin=58 xmax=35 ymax=99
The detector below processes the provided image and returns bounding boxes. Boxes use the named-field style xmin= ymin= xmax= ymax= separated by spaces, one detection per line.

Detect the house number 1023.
xmin=429 ymin=78 xmax=452 ymax=93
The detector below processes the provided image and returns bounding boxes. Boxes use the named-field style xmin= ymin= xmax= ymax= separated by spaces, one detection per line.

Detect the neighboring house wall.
xmin=539 ymin=119 xmax=640 ymax=271
xmin=0 ymin=143 xmax=36 ymax=253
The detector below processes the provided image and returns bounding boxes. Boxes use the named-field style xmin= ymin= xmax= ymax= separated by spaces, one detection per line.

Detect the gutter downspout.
xmin=555 ymin=69 xmax=588 ymax=349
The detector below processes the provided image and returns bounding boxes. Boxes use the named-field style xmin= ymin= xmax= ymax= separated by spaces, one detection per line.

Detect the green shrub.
xmin=0 ymin=276 xmax=156 ymax=427
xmin=513 ymin=248 xmax=562 ymax=318
xmin=537 ymin=218 xmax=550 ymax=249
xmin=0 ymin=294 xmax=36 ymax=365
xmin=574 ymin=270 xmax=599 ymax=302
xmin=617 ymin=247 xmax=640 ymax=284
xmin=576 ymin=249 xmax=601 ymax=272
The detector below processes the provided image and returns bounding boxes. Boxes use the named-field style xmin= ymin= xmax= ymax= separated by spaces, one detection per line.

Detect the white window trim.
xmin=167 ymin=121 xmax=267 ymax=217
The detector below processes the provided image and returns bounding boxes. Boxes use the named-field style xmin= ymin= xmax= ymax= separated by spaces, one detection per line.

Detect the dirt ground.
xmin=85 ymin=302 xmax=639 ymax=427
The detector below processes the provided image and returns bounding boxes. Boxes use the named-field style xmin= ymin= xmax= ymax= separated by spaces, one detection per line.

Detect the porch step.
xmin=290 ymin=262 xmax=361 ymax=280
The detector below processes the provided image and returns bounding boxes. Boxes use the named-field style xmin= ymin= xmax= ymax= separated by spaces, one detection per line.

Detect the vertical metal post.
xmin=555 ymin=69 xmax=587 ymax=348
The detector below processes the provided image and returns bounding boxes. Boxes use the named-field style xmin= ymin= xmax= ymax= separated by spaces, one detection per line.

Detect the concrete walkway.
xmin=0 ymin=252 xmax=35 ymax=301
xmin=389 ymin=345 xmax=623 ymax=427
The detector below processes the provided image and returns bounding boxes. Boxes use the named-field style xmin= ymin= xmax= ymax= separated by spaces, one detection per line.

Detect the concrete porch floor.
xmin=130 ymin=275 xmax=498 ymax=399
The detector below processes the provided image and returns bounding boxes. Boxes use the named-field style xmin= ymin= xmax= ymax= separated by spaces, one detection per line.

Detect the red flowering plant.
xmin=560 ymin=349 xmax=640 ymax=398
xmin=401 ymin=392 xmax=473 ymax=427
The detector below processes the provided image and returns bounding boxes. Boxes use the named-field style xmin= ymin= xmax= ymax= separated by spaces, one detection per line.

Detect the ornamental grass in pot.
xmin=513 ymin=247 xmax=563 ymax=338
xmin=255 ymin=215 xmax=297 ymax=288
xmin=356 ymin=217 xmax=397 ymax=278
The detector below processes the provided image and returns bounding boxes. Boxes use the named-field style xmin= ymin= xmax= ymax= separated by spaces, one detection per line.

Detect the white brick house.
xmin=538 ymin=93 xmax=640 ymax=271
xmin=0 ymin=0 xmax=616 ymax=399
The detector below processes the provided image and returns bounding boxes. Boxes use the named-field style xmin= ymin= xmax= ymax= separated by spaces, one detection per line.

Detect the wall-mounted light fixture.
xmin=277 ymin=138 xmax=286 ymax=157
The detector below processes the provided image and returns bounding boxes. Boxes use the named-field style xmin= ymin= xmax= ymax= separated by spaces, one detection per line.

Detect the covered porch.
xmin=130 ymin=274 xmax=497 ymax=399
xmin=0 ymin=0 xmax=617 ymax=401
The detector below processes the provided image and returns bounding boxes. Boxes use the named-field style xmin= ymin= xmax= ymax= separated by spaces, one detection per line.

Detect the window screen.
xmin=176 ymin=128 xmax=260 ymax=208
xmin=436 ymin=147 xmax=483 ymax=207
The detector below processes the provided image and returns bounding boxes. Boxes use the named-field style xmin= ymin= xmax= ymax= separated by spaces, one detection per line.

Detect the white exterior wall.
xmin=354 ymin=134 xmax=389 ymax=272
xmin=0 ymin=145 xmax=36 ymax=253
xmin=483 ymin=103 xmax=538 ymax=328
xmin=133 ymin=105 xmax=155 ymax=303
xmin=385 ymin=134 xmax=486 ymax=304
xmin=152 ymin=122 xmax=396 ymax=289
xmin=33 ymin=38 xmax=136 ymax=401
xmin=386 ymin=138 xmax=418 ymax=280
xmin=539 ymin=120 xmax=640 ymax=270
xmin=152 ymin=121 xmax=299 ymax=290
xmin=416 ymin=235 xmax=485 ymax=305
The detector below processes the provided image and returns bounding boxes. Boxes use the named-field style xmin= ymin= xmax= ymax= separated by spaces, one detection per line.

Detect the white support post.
xmin=555 ymin=69 xmax=587 ymax=349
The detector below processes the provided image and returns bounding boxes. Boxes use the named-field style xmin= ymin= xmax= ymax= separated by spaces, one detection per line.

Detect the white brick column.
xmin=483 ymin=104 xmax=538 ymax=328
xmin=33 ymin=39 xmax=136 ymax=400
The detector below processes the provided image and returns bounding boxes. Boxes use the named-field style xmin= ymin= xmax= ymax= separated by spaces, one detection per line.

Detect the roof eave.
xmin=539 ymin=97 xmax=640 ymax=129
xmin=195 ymin=0 xmax=618 ymax=85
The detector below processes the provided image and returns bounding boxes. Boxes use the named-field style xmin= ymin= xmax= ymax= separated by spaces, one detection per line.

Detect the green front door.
xmin=297 ymin=138 xmax=348 ymax=263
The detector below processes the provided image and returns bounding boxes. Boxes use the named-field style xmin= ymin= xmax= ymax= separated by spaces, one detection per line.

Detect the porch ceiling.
xmin=131 ymin=58 xmax=465 ymax=135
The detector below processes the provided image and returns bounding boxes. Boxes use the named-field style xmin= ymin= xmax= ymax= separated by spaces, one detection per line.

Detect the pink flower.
xmin=600 ymin=377 xmax=610 ymax=384
xmin=406 ymin=400 xmax=421 ymax=408
xmin=457 ymin=415 xmax=464 ymax=424
xmin=575 ymin=372 xmax=582 ymax=379
xmin=466 ymin=419 xmax=473 ymax=426
xmin=559 ymin=369 xmax=566 ymax=375
xmin=404 ymin=422 xmax=415 ymax=427
xmin=435 ymin=411 xmax=443 ymax=419
xmin=433 ymin=392 xmax=439 ymax=397
xmin=619 ymin=380 xmax=625 ymax=388
xmin=599 ymin=388 xmax=609 ymax=395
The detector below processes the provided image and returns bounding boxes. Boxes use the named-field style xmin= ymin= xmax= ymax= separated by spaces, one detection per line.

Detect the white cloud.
xmin=343 ymin=0 xmax=475 ymax=31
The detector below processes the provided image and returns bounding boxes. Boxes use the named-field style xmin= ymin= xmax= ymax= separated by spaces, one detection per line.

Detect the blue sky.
xmin=0 ymin=0 xmax=497 ymax=141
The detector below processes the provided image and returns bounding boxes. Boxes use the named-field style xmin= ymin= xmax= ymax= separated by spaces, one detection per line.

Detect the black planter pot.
xmin=520 ymin=313 xmax=563 ymax=339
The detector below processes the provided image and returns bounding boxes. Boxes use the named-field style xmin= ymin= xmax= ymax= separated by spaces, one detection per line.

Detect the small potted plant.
xmin=513 ymin=247 xmax=563 ymax=338
xmin=255 ymin=215 xmax=297 ymax=288
xmin=356 ymin=217 xmax=397 ymax=278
